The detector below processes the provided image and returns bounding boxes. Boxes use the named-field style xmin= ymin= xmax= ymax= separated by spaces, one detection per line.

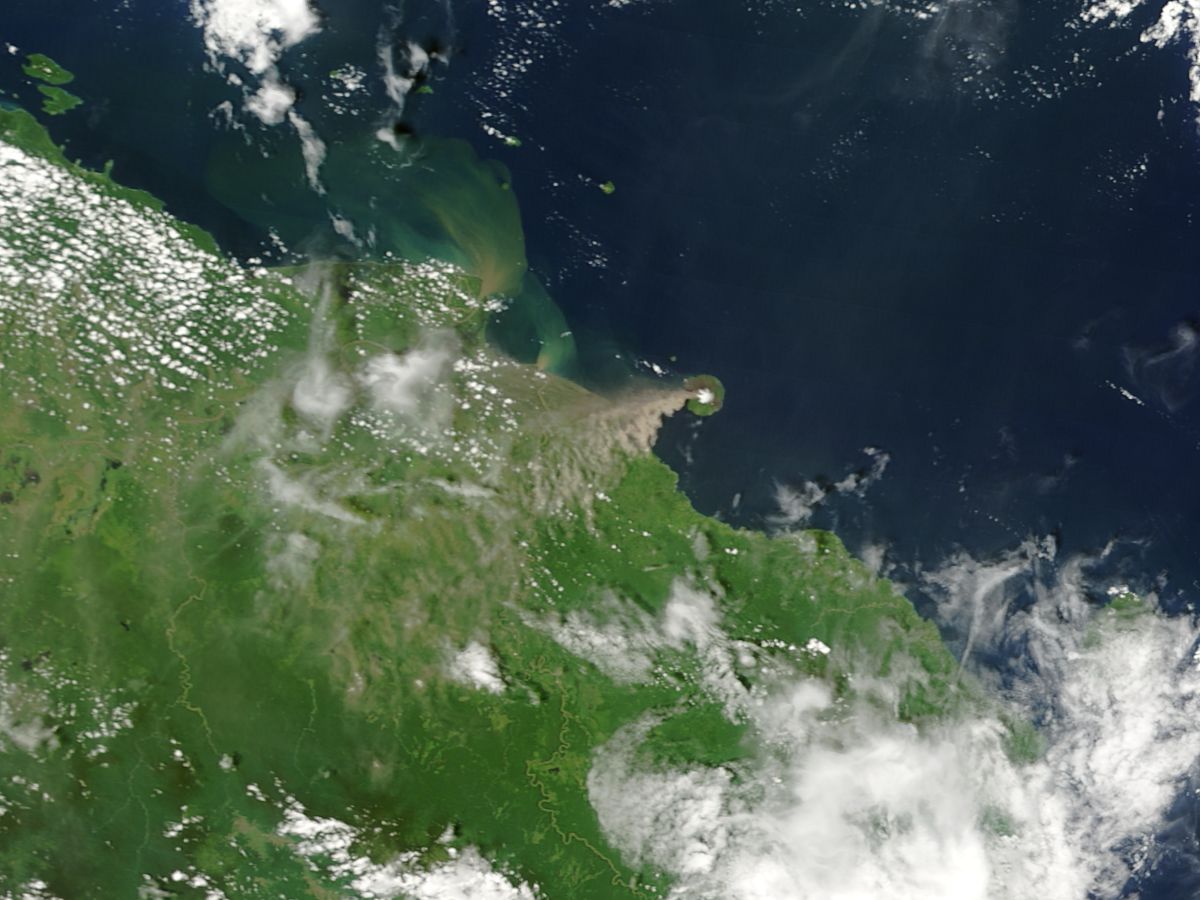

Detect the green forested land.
xmin=0 ymin=106 xmax=966 ymax=897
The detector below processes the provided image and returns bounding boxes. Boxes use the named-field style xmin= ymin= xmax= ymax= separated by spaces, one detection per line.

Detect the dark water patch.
xmin=411 ymin=0 xmax=1200 ymax=594
xmin=205 ymin=125 xmax=527 ymax=292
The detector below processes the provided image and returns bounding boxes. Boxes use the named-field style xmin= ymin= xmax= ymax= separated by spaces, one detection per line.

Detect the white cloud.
xmin=529 ymin=580 xmax=767 ymax=718
xmin=773 ymin=447 xmax=890 ymax=527
xmin=356 ymin=335 xmax=458 ymax=440
xmin=292 ymin=354 xmax=351 ymax=428
xmin=265 ymin=531 xmax=320 ymax=588
xmin=803 ymin=637 xmax=831 ymax=656
xmin=1138 ymin=1 xmax=1200 ymax=110
xmin=360 ymin=343 xmax=454 ymax=416
xmin=924 ymin=540 xmax=1200 ymax=894
xmin=191 ymin=0 xmax=329 ymax=184
xmin=258 ymin=459 xmax=362 ymax=524
xmin=245 ymin=72 xmax=296 ymax=124
xmin=589 ymin=696 xmax=1069 ymax=900
xmin=833 ymin=446 xmax=890 ymax=495
xmin=0 ymin=141 xmax=287 ymax=400
xmin=448 ymin=642 xmax=505 ymax=694
xmin=1082 ymin=0 xmax=1200 ymax=118
xmin=0 ymin=675 xmax=56 ymax=755
xmin=526 ymin=594 xmax=661 ymax=684
xmin=356 ymin=846 xmax=538 ymax=899
xmin=378 ymin=38 xmax=434 ymax=115
xmin=1081 ymin=0 xmax=1144 ymax=24
xmin=329 ymin=212 xmax=358 ymax=243
xmin=288 ymin=110 xmax=327 ymax=193
xmin=589 ymin=706 xmax=1011 ymax=900
xmin=587 ymin=541 xmax=1200 ymax=899
xmin=771 ymin=480 xmax=826 ymax=527
xmin=589 ymin=720 xmax=736 ymax=879
xmin=858 ymin=541 xmax=890 ymax=575
xmin=661 ymin=581 xmax=720 ymax=647
xmin=191 ymin=0 xmax=321 ymax=74
xmin=276 ymin=798 xmax=537 ymax=898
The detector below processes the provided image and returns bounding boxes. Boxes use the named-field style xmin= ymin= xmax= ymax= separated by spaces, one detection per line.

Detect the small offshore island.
xmin=683 ymin=374 xmax=725 ymax=417
xmin=20 ymin=52 xmax=82 ymax=116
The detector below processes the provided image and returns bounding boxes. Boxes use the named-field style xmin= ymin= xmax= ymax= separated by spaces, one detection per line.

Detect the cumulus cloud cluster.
xmin=254 ymin=333 xmax=458 ymax=522
xmin=448 ymin=641 xmax=506 ymax=694
xmin=531 ymin=580 xmax=770 ymax=719
xmin=230 ymin=277 xmax=460 ymax=526
xmin=276 ymin=795 xmax=537 ymax=898
xmin=292 ymin=354 xmax=352 ymax=430
xmin=190 ymin=0 xmax=327 ymax=188
xmin=772 ymin=447 xmax=890 ymax=527
xmin=1083 ymin=0 xmax=1200 ymax=119
xmin=191 ymin=0 xmax=320 ymax=73
xmin=924 ymin=540 xmax=1200 ymax=894
xmin=589 ymin=706 xmax=1018 ymax=900
xmin=584 ymin=539 xmax=1200 ymax=899
xmin=359 ymin=336 xmax=456 ymax=425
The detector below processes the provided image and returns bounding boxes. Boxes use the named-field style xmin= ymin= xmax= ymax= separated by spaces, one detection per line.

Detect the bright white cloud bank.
xmin=582 ymin=543 xmax=1200 ymax=899
xmin=589 ymin=695 xmax=1061 ymax=899
xmin=190 ymin=0 xmax=327 ymax=187
xmin=449 ymin=641 xmax=506 ymax=694
xmin=1083 ymin=0 xmax=1200 ymax=114
xmin=191 ymin=0 xmax=321 ymax=73
xmin=277 ymin=796 xmax=537 ymax=898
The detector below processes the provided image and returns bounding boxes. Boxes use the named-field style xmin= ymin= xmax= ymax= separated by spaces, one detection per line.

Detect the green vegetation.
xmin=19 ymin=53 xmax=82 ymax=115
xmin=22 ymin=53 xmax=74 ymax=86
xmin=1105 ymin=586 xmax=1146 ymax=618
xmin=684 ymin=374 xmax=725 ymax=416
xmin=0 ymin=108 xmax=977 ymax=897
xmin=1001 ymin=714 xmax=1045 ymax=765
xmin=35 ymin=84 xmax=82 ymax=115
xmin=599 ymin=180 xmax=616 ymax=195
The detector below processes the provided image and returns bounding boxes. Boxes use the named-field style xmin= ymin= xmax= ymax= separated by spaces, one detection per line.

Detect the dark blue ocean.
xmin=4 ymin=0 xmax=1200 ymax=894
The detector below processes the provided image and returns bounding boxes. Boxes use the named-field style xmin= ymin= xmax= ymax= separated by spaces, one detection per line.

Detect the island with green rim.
xmin=21 ymin=53 xmax=75 ymax=86
xmin=21 ymin=52 xmax=82 ymax=116
xmin=684 ymin=374 xmax=725 ymax=416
